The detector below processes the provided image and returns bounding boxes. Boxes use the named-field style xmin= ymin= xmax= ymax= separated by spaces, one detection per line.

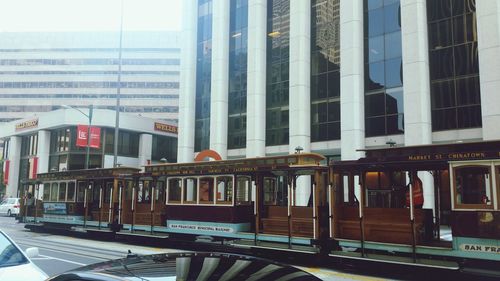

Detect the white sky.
xmin=0 ymin=0 xmax=182 ymax=32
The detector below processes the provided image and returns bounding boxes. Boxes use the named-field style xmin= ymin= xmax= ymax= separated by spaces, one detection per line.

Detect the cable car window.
xmin=137 ymin=182 xmax=144 ymax=203
xmin=104 ymin=182 xmax=113 ymax=203
xmin=183 ymin=178 xmax=198 ymax=204
xmin=67 ymin=182 xmax=76 ymax=202
xmin=43 ymin=183 xmax=51 ymax=201
xmin=58 ymin=182 xmax=67 ymax=201
xmin=168 ymin=178 xmax=182 ymax=203
xmin=50 ymin=183 xmax=58 ymax=202
xmin=454 ymin=165 xmax=494 ymax=209
xmin=236 ymin=176 xmax=252 ymax=205
xmin=365 ymin=171 xmax=407 ymax=208
xmin=156 ymin=181 xmax=165 ymax=202
xmin=93 ymin=185 xmax=101 ymax=202
xmin=77 ymin=182 xmax=86 ymax=202
xmin=143 ymin=181 xmax=151 ymax=203
xmin=216 ymin=176 xmax=233 ymax=204
xmin=199 ymin=177 xmax=214 ymax=204
xmin=124 ymin=181 xmax=133 ymax=200
xmin=264 ymin=177 xmax=277 ymax=205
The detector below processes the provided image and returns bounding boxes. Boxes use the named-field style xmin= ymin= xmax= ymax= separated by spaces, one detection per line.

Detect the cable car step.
xmin=330 ymin=251 xmax=459 ymax=270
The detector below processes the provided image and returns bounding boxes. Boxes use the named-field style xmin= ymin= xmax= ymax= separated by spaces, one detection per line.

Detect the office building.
xmin=178 ymin=0 xmax=500 ymax=207
xmin=0 ymin=109 xmax=178 ymax=198
xmin=0 ymin=31 xmax=180 ymax=124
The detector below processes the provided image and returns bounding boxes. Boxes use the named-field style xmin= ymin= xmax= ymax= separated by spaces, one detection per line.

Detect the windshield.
xmin=0 ymin=233 xmax=28 ymax=268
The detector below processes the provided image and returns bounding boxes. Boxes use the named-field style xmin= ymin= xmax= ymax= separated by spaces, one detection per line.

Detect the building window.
xmin=21 ymin=134 xmax=38 ymax=156
xmin=152 ymin=135 xmax=177 ymax=163
xmin=266 ymin=0 xmax=290 ymax=146
xmin=311 ymin=0 xmax=341 ymax=142
xmin=195 ymin=0 xmax=213 ymax=152
xmin=364 ymin=0 xmax=404 ymax=137
xmin=50 ymin=128 xmax=70 ymax=153
xmin=104 ymin=129 xmax=139 ymax=157
xmin=228 ymin=0 xmax=248 ymax=149
xmin=428 ymin=0 xmax=481 ymax=131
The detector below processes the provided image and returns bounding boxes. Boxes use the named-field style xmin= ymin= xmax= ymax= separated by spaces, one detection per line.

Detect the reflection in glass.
xmin=384 ymin=3 xmax=401 ymax=33
xmin=428 ymin=0 xmax=481 ymax=131
xmin=366 ymin=61 xmax=385 ymax=90
xmin=384 ymin=58 xmax=402 ymax=88
xmin=368 ymin=36 xmax=384 ymax=62
xmin=266 ymin=0 xmax=290 ymax=146
xmin=195 ymin=0 xmax=213 ymax=152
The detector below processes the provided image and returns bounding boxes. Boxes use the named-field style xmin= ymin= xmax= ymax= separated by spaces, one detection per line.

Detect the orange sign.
xmin=154 ymin=122 xmax=178 ymax=134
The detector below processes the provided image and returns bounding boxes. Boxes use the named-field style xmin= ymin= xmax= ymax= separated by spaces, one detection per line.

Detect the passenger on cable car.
xmin=405 ymin=172 xmax=424 ymax=208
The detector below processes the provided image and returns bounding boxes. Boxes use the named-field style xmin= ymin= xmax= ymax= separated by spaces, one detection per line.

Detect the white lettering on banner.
xmin=79 ymin=131 xmax=87 ymax=139
xmin=460 ymin=244 xmax=500 ymax=254
xmin=168 ymin=223 xmax=234 ymax=233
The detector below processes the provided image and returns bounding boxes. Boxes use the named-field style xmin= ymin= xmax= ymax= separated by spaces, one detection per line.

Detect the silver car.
xmin=0 ymin=198 xmax=20 ymax=217
xmin=0 ymin=230 xmax=48 ymax=281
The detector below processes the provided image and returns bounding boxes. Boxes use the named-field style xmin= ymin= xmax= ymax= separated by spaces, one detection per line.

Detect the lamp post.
xmin=62 ymin=105 xmax=93 ymax=169
xmin=114 ymin=0 xmax=124 ymax=167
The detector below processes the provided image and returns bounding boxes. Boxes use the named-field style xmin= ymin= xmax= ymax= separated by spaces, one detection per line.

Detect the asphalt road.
xmin=0 ymin=216 xmax=178 ymax=277
xmin=0 ymin=215 xmax=402 ymax=280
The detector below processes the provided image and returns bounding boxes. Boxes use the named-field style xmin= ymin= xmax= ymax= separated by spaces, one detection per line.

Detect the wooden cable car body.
xmin=329 ymin=140 xmax=500 ymax=269
xmin=23 ymin=141 xmax=500 ymax=274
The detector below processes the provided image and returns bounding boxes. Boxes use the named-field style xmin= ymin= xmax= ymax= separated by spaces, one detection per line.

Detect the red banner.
xmin=76 ymin=125 xmax=101 ymax=149
xmin=3 ymin=160 xmax=9 ymax=185
xmin=29 ymin=157 xmax=38 ymax=180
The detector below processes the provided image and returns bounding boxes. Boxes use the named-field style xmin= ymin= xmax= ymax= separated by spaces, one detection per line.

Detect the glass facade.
xmin=364 ymin=0 xmax=404 ymax=137
xmin=427 ymin=0 xmax=481 ymax=131
xmin=152 ymin=135 xmax=178 ymax=163
xmin=104 ymin=129 xmax=139 ymax=157
xmin=311 ymin=0 xmax=341 ymax=142
xmin=266 ymin=0 xmax=290 ymax=146
xmin=0 ymin=32 xmax=180 ymax=125
xmin=195 ymin=0 xmax=213 ymax=152
xmin=49 ymin=127 xmax=103 ymax=171
xmin=228 ymin=0 xmax=248 ymax=149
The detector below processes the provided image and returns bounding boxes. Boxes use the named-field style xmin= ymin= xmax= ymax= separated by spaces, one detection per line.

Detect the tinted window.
xmin=0 ymin=233 xmax=27 ymax=267
xmin=428 ymin=0 xmax=481 ymax=131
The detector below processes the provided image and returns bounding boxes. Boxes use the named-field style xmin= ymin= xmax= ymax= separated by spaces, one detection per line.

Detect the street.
xmin=0 ymin=216 xmax=398 ymax=280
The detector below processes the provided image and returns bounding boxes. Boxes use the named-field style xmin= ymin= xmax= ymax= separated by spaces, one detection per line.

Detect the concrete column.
xmin=340 ymin=0 xmax=365 ymax=160
xmin=246 ymin=0 xmax=267 ymax=158
xmin=210 ymin=0 xmax=230 ymax=159
xmin=289 ymin=0 xmax=311 ymax=154
xmin=138 ymin=134 xmax=153 ymax=170
xmin=477 ymin=1 xmax=500 ymax=140
xmin=6 ymin=136 xmax=21 ymax=197
xmin=401 ymin=0 xmax=432 ymax=146
xmin=290 ymin=0 xmax=312 ymax=206
xmin=36 ymin=130 xmax=51 ymax=174
xmin=401 ymin=0 xmax=434 ymax=210
xmin=177 ymin=0 xmax=198 ymax=163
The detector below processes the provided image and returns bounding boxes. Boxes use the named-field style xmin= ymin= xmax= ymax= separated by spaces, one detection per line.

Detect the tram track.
xmin=13 ymin=236 xmax=143 ymax=261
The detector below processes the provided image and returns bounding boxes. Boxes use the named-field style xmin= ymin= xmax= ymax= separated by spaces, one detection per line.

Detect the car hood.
xmin=50 ymin=252 xmax=320 ymax=281
xmin=0 ymin=262 xmax=48 ymax=281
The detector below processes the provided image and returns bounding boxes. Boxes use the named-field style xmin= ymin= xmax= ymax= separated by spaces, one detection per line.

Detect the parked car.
xmin=0 ymin=198 xmax=20 ymax=217
xmin=0 ymin=230 xmax=48 ymax=281
xmin=48 ymin=252 xmax=321 ymax=281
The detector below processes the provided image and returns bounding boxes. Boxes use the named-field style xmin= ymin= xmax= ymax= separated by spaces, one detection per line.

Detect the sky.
xmin=0 ymin=0 xmax=182 ymax=32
